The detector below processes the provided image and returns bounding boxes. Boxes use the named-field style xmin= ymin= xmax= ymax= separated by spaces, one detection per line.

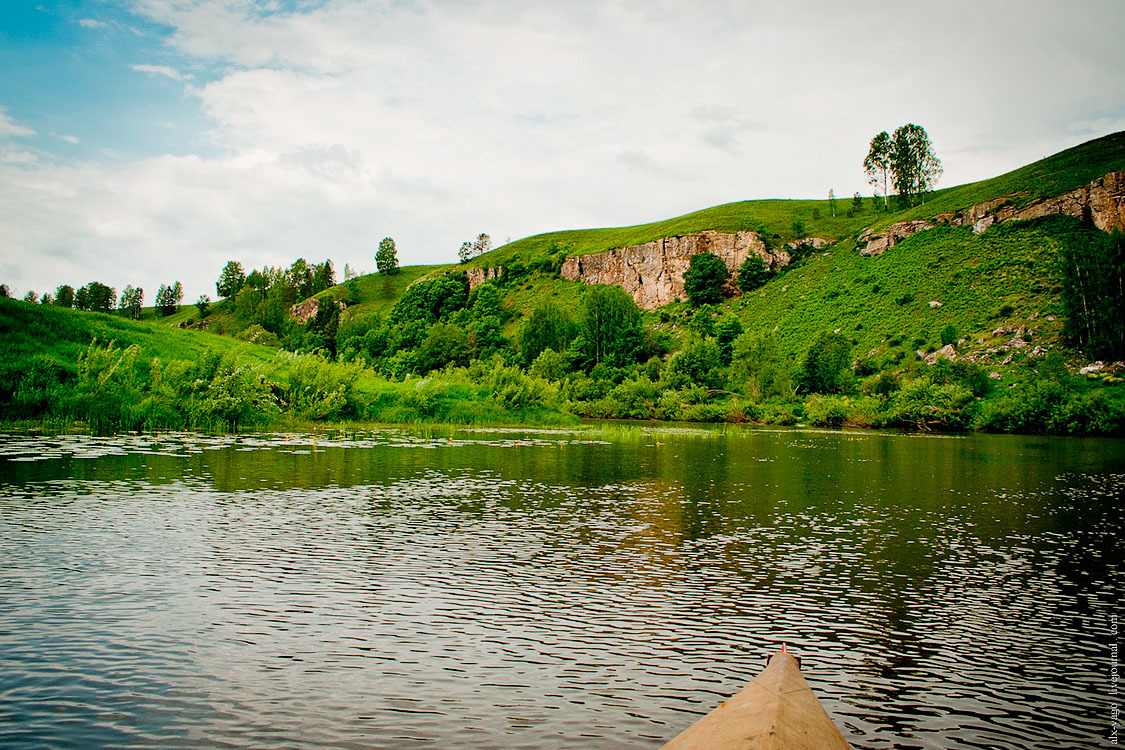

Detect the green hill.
xmin=3 ymin=132 xmax=1122 ymax=435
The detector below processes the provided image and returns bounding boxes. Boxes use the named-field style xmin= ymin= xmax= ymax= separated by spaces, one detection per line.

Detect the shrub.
xmin=683 ymin=253 xmax=730 ymax=306
xmin=890 ymin=377 xmax=975 ymax=430
xmin=798 ymin=332 xmax=854 ymax=394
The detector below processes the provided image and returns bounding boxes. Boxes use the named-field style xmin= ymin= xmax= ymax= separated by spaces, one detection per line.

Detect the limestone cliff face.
xmin=466 ymin=267 xmax=503 ymax=288
xmin=859 ymin=171 xmax=1125 ymax=256
xmin=559 ymin=230 xmax=789 ymax=309
xmin=290 ymin=296 xmax=346 ymax=324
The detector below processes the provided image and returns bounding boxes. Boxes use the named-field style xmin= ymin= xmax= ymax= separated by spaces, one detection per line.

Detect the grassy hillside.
xmin=4 ymin=132 xmax=1122 ymax=435
xmin=734 ymin=218 xmax=1080 ymax=365
xmin=466 ymin=131 xmax=1125 ymax=273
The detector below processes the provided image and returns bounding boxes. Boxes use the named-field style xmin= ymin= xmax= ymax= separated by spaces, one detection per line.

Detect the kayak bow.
xmin=662 ymin=647 xmax=853 ymax=750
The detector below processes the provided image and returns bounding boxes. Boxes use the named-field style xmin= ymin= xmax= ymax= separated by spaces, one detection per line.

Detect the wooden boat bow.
xmin=662 ymin=648 xmax=853 ymax=749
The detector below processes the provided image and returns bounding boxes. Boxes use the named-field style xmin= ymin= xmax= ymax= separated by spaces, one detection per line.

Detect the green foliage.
xmin=889 ymin=377 xmax=975 ymax=430
xmin=277 ymin=351 xmax=363 ymax=420
xmin=663 ymin=337 xmax=722 ymax=389
xmin=216 ymin=261 xmax=246 ymax=299
xmin=683 ymin=253 xmax=730 ymax=306
xmin=1058 ymin=229 xmax=1124 ymax=359
xmin=688 ymin=307 xmax=715 ymax=337
xmin=519 ymin=302 xmax=575 ymax=366
xmin=529 ymin=348 xmax=568 ymax=380
xmin=75 ymin=281 xmax=116 ymax=313
xmin=864 ymin=130 xmax=892 ymax=210
xmin=195 ymin=295 xmax=211 ymax=319
xmin=156 ymin=281 xmax=183 ymax=317
xmin=55 ymin=284 xmax=75 ymax=308
xmin=799 ymin=332 xmax=854 ymax=395
xmin=417 ymin=323 xmax=470 ymax=372
xmin=390 ymin=272 xmax=469 ymax=325
xmin=737 ymin=255 xmax=772 ymax=293
xmin=575 ymin=285 xmax=645 ymax=368
xmin=939 ymin=324 xmax=958 ymax=347
xmin=376 ymin=237 xmax=400 ymax=275
xmin=119 ymin=285 xmax=143 ymax=319
xmin=730 ymin=332 xmax=794 ymax=401
xmin=890 ymin=124 xmax=942 ymax=206
xmin=714 ymin=315 xmax=743 ymax=366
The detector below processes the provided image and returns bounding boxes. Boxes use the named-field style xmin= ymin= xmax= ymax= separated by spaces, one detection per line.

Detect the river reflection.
xmin=0 ymin=426 xmax=1121 ymax=749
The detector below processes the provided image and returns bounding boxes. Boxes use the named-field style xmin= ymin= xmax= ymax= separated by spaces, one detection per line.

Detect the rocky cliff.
xmin=290 ymin=295 xmax=346 ymax=324
xmin=559 ymin=230 xmax=791 ymax=309
xmin=859 ymin=171 xmax=1125 ymax=256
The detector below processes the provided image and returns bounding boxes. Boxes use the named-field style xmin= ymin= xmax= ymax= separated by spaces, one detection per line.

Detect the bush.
xmin=890 ymin=377 xmax=975 ymax=430
xmin=737 ymin=255 xmax=772 ymax=293
xmin=799 ymin=332 xmax=854 ymax=394
xmin=683 ymin=253 xmax=730 ymax=306
xmin=279 ymin=351 xmax=364 ymax=420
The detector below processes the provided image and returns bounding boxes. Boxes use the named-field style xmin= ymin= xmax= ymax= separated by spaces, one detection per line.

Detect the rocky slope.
xmin=859 ymin=170 xmax=1125 ymax=256
xmin=557 ymin=230 xmax=792 ymax=309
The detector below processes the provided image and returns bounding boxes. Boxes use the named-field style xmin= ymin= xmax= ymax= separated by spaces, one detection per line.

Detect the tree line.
xmin=1 ymin=279 xmax=186 ymax=318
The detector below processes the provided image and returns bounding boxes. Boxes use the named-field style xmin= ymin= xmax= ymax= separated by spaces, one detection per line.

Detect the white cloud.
xmin=129 ymin=64 xmax=194 ymax=81
xmin=2 ymin=151 xmax=38 ymax=165
xmin=54 ymin=133 xmax=80 ymax=144
xmin=0 ymin=109 xmax=35 ymax=138
xmin=2 ymin=0 xmax=1124 ymax=301
xmin=78 ymin=18 xmax=107 ymax=29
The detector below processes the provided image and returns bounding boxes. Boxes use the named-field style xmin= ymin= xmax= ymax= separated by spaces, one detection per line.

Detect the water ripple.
xmin=0 ymin=429 xmax=1121 ymax=748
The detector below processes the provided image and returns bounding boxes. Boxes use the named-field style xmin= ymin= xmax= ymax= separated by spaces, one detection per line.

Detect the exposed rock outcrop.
xmin=858 ymin=220 xmax=935 ymax=256
xmin=858 ymin=171 xmax=1125 ymax=256
xmin=786 ymin=237 xmax=830 ymax=251
xmin=466 ymin=266 xmax=503 ymax=289
xmin=559 ymin=230 xmax=789 ymax=309
xmin=290 ymin=296 xmax=346 ymax=324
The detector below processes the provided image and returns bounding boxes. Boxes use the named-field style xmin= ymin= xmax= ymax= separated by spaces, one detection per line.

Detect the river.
xmin=0 ymin=426 xmax=1121 ymax=748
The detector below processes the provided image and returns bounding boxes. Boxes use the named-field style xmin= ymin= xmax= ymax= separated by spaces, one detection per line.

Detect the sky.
xmin=1 ymin=0 xmax=1123 ymax=303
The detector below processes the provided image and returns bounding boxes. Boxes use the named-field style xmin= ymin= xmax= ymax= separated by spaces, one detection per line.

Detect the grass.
xmin=0 ymin=297 xmax=279 ymax=374
xmin=732 ymin=216 xmax=1092 ymax=364
xmin=466 ymin=130 xmax=1125 ymax=270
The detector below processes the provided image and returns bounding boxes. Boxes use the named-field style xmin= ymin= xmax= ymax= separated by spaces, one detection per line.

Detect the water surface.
xmin=0 ymin=427 xmax=1121 ymax=748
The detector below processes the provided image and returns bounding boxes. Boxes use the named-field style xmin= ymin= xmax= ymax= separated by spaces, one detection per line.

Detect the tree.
xmin=473 ymin=233 xmax=491 ymax=257
xmin=289 ymin=259 xmax=315 ymax=298
xmin=737 ymin=255 xmax=772 ymax=293
xmin=0 ymin=284 xmax=8 ymax=298
xmin=1059 ymin=229 xmax=1125 ymax=359
xmin=890 ymin=123 xmax=942 ymax=206
xmin=828 ymin=189 xmax=837 ymax=218
xmin=119 ymin=285 xmax=143 ymax=319
xmin=75 ymin=282 xmax=115 ymax=313
xmin=216 ymin=261 xmax=246 ymax=299
xmin=458 ymin=241 xmax=473 ymax=264
xmin=55 ymin=284 xmax=74 ymax=308
xmin=156 ymin=281 xmax=183 ymax=316
xmin=314 ymin=259 xmax=336 ymax=291
xmin=799 ymin=332 xmax=854 ymax=394
xmin=376 ymin=237 xmax=400 ymax=275
xmin=23 ymin=290 xmax=38 ymax=303
xmin=851 ymin=192 xmax=863 ymax=214
xmin=683 ymin=252 xmax=730 ymax=306
xmin=577 ymin=285 xmax=644 ymax=368
xmin=196 ymin=294 xmax=211 ymax=318
xmin=864 ymin=130 xmax=892 ymax=210
xmin=715 ymin=315 xmax=744 ymax=366
xmin=519 ymin=303 xmax=576 ymax=366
